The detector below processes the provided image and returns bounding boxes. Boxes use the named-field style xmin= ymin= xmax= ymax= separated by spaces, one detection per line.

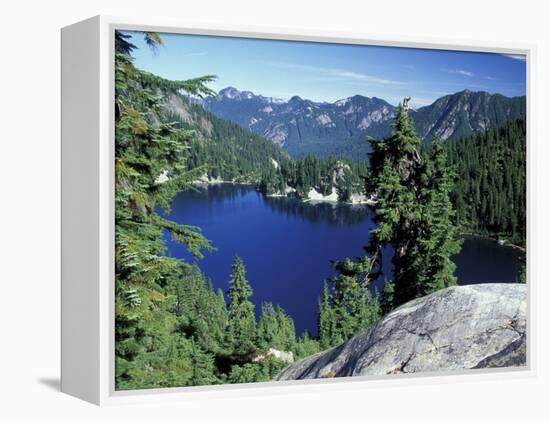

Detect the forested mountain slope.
xmin=412 ymin=90 xmax=526 ymax=142
xmin=446 ymin=118 xmax=526 ymax=246
xmin=159 ymin=91 xmax=294 ymax=183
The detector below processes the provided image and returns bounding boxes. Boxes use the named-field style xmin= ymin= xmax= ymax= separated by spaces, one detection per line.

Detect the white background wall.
xmin=1 ymin=0 xmax=548 ymax=419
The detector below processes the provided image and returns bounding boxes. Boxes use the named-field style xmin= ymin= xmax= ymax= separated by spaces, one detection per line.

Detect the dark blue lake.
xmin=162 ymin=184 xmax=523 ymax=336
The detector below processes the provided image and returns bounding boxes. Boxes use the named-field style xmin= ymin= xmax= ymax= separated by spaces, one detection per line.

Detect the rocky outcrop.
xmin=253 ymin=348 xmax=294 ymax=364
xmin=276 ymin=284 xmax=526 ymax=381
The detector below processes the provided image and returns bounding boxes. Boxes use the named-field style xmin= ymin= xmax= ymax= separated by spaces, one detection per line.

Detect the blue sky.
xmin=123 ymin=31 xmax=526 ymax=107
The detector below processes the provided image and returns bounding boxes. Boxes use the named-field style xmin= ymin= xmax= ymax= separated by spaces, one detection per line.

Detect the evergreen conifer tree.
xmin=413 ymin=138 xmax=462 ymax=296
xmin=114 ymin=30 xmax=216 ymax=388
xmin=189 ymin=339 xmax=218 ymax=386
xmin=368 ymin=104 xmax=424 ymax=306
xmin=367 ymin=104 xmax=461 ymax=307
xmin=226 ymin=256 xmax=257 ymax=355
xmin=318 ymin=280 xmax=338 ymax=348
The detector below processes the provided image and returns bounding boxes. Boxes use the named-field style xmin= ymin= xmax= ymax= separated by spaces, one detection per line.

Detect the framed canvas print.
xmin=61 ymin=16 xmax=533 ymax=405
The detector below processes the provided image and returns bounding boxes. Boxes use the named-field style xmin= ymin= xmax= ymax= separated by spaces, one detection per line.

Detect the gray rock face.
xmin=276 ymin=284 xmax=526 ymax=381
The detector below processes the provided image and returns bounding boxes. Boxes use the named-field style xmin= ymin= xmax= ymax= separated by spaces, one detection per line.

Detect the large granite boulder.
xmin=276 ymin=284 xmax=526 ymax=381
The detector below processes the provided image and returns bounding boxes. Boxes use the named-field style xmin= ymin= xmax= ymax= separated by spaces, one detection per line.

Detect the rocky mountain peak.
xmin=218 ymin=86 xmax=241 ymax=99
xmin=203 ymin=86 xmax=525 ymax=158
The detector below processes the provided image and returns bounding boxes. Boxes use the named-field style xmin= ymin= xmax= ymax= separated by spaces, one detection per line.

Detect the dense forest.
xmin=114 ymin=30 xmax=526 ymax=390
xmin=445 ymin=119 xmax=526 ymax=247
xmin=259 ymin=154 xmax=368 ymax=201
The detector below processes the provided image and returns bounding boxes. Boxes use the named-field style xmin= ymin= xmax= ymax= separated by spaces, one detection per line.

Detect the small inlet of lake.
xmin=162 ymin=184 xmax=524 ymax=336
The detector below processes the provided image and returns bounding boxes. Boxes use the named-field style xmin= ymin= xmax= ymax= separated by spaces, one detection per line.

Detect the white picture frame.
xmin=61 ymin=15 xmax=536 ymax=405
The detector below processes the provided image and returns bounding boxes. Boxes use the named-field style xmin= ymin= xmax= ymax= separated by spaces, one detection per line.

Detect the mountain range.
xmin=199 ymin=87 xmax=526 ymax=158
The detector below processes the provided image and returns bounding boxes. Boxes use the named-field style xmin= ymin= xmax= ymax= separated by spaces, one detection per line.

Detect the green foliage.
xmin=114 ymin=30 xmax=217 ymax=389
xmin=294 ymin=331 xmax=322 ymax=359
xmin=318 ymin=280 xmax=338 ymax=349
xmin=167 ymin=265 xmax=228 ymax=355
xmin=257 ymin=303 xmax=296 ymax=351
xmin=412 ymin=139 xmax=462 ymax=297
xmin=446 ymin=119 xmax=526 ymax=246
xmin=318 ymin=270 xmax=380 ymax=348
xmin=143 ymin=32 xmax=164 ymax=53
xmin=367 ymin=105 xmax=462 ymax=307
xmin=226 ymin=358 xmax=287 ymax=384
xmin=261 ymin=154 xmax=367 ymax=200
xmin=190 ymin=339 xmax=219 ymax=386
xmin=367 ymin=105 xmax=424 ymax=306
xmin=226 ymin=257 xmax=257 ymax=355
xmin=163 ymin=103 xmax=294 ymax=184
xmin=259 ymin=164 xmax=288 ymax=196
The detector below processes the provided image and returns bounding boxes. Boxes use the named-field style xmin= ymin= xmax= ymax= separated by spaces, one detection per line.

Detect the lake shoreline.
xmin=192 ymin=178 xmax=372 ymax=206
xmin=460 ymin=232 xmax=526 ymax=253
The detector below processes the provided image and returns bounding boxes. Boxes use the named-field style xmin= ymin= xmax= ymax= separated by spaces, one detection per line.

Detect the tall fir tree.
xmin=318 ymin=280 xmax=338 ymax=348
xmin=114 ymin=30 xmax=216 ymax=389
xmin=189 ymin=338 xmax=218 ymax=386
xmin=257 ymin=302 xmax=296 ymax=351
xmin=367 ymin=104 xmax=424 ymax=306
xmin=257 ymin=302 xmax=279 ymax=349
xmin=321 ymin=101 xmax=462 ymax=323
xmin=319 ymin=258 xmax=381 ymax=347
xmin=368 ymin=103 xmax=461 ymax=307
xmin=226 ymin=256 xmax=257 ymax=355
xmin=413 ymin=138 xmax=462 ymax=296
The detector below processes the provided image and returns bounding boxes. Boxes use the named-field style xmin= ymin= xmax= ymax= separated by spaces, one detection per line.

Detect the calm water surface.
xmin=162 ymin=184 xmax=523 ymax=336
